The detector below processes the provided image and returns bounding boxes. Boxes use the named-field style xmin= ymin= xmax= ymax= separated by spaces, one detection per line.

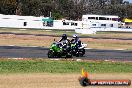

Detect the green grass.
xmin=0 ymin=28 xmax=76 ymax=36
xmin=0 ymin=59 xmax=131 ymax=74
xmin=1 ymin=28 xmax=132 ymax=39
xmin=88 ymin=42 xmax=132 ymax=50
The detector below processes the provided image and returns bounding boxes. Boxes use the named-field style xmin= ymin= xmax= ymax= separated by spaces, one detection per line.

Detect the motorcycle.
xmin=71 ymin=41 xmax=86 ymax=57
xmin=48 ymin=41 xmax=72 ymax=58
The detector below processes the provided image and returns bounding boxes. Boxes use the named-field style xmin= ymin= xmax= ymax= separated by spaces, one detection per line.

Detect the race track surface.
xmin=0 ymin=46 xmax=131 ymax=61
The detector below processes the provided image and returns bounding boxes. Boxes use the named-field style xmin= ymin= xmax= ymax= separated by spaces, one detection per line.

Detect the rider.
xmin=59 ymin=34 xmax=70 ymax=48
xmin=71 ymin=34 xmax=81 ymax=47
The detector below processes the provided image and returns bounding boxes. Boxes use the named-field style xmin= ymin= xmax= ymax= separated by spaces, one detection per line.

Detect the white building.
xmin=0 ymin=14 xmax=81 ymax=30
xmin=0 ymin=14 xmax=46 ymax=29
xmin=75 ymin=14 xmax=125 ymax=34
xmin=0 ymin=14 xmax=132 ymax=34
xmin=82 ymin=14 xmax=119 ymax=28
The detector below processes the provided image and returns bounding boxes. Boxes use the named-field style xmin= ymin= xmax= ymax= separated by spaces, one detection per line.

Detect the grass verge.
xmin=2 ymin=28 xmax=132 ymax=50
xmin=0 ymin=59 xmax=132 ymax=74
xmin=0 ymin=28 xmax=75 ymax=36
xmin=1 ymin=28 xmax=132 ymax=38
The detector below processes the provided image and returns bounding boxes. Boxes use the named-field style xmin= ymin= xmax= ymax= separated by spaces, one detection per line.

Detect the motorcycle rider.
xmin=71 ymin=34 xmax=82 ymax=47
xmin=58 ymin=34 xmax=71 ymax=49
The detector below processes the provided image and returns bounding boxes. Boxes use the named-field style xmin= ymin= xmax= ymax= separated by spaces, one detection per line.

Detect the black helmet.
xmin=62 ymin=34 xmax=67 ymax=40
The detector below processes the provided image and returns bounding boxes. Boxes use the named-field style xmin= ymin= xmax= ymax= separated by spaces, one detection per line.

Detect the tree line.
xmin=0 ymin=0 xmax=132 ymax=20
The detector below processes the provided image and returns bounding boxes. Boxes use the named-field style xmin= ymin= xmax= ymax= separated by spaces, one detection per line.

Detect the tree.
xmin=0 ymin=0 xmax=132 ymax=20
xmin=0 ymin=0 xmax=17 ymax=15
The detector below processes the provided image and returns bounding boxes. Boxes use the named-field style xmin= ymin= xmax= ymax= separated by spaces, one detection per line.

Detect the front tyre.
xmin=82 ymin=48 xmax=85 ymax=56
xmin=80 ymin=48 xmax=85 ymax=56
xmin=48 ymin=50 xmax=54 ymax=58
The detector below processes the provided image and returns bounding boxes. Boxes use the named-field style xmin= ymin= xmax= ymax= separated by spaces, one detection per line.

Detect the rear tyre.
xmin=66 ymin=53 xmax=72 ymax=58
xmin=66 ymin=54 xmax=72 ymax=58
xmin=66 ymin=51 xmax=72 ymax=58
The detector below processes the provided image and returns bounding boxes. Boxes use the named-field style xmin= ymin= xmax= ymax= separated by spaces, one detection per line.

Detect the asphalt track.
xmin=0 ymin=46 xmax=132 ymax=61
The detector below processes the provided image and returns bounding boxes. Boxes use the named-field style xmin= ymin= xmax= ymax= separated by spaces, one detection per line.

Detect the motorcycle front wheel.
xmin=48 ymin=50 xmax=54 ymax=58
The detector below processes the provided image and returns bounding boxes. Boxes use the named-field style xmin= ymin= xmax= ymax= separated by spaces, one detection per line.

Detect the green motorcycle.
xmin=48 ymin=42 xmax=72 ymax=58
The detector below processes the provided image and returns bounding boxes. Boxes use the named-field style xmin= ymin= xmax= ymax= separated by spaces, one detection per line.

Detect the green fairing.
xmin=50 ymin=43 xmax=62 ymax=52
xmin=71 ymin=43 xmax=76 ymax=47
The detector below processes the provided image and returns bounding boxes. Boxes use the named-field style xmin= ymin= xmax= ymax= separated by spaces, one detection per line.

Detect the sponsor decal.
xmin=78 ymin=68 xmax=131 ymax=87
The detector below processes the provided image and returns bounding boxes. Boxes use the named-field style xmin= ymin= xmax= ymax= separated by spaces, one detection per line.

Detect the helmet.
xmin=62 ymin=34 xmax=67 ymax=40
xmin=73 ymin=34 xmax=78 ymax=38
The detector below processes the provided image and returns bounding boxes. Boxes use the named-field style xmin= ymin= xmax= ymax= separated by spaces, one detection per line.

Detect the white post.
xmin=50 ymin=12 xmax=52 ymax=17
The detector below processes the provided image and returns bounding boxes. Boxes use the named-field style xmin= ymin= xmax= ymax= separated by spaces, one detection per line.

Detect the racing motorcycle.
xmin=70 ymin=41 xmax=86 ymax=57
xmin=48 ymin=41 xmax=72 ymax=58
